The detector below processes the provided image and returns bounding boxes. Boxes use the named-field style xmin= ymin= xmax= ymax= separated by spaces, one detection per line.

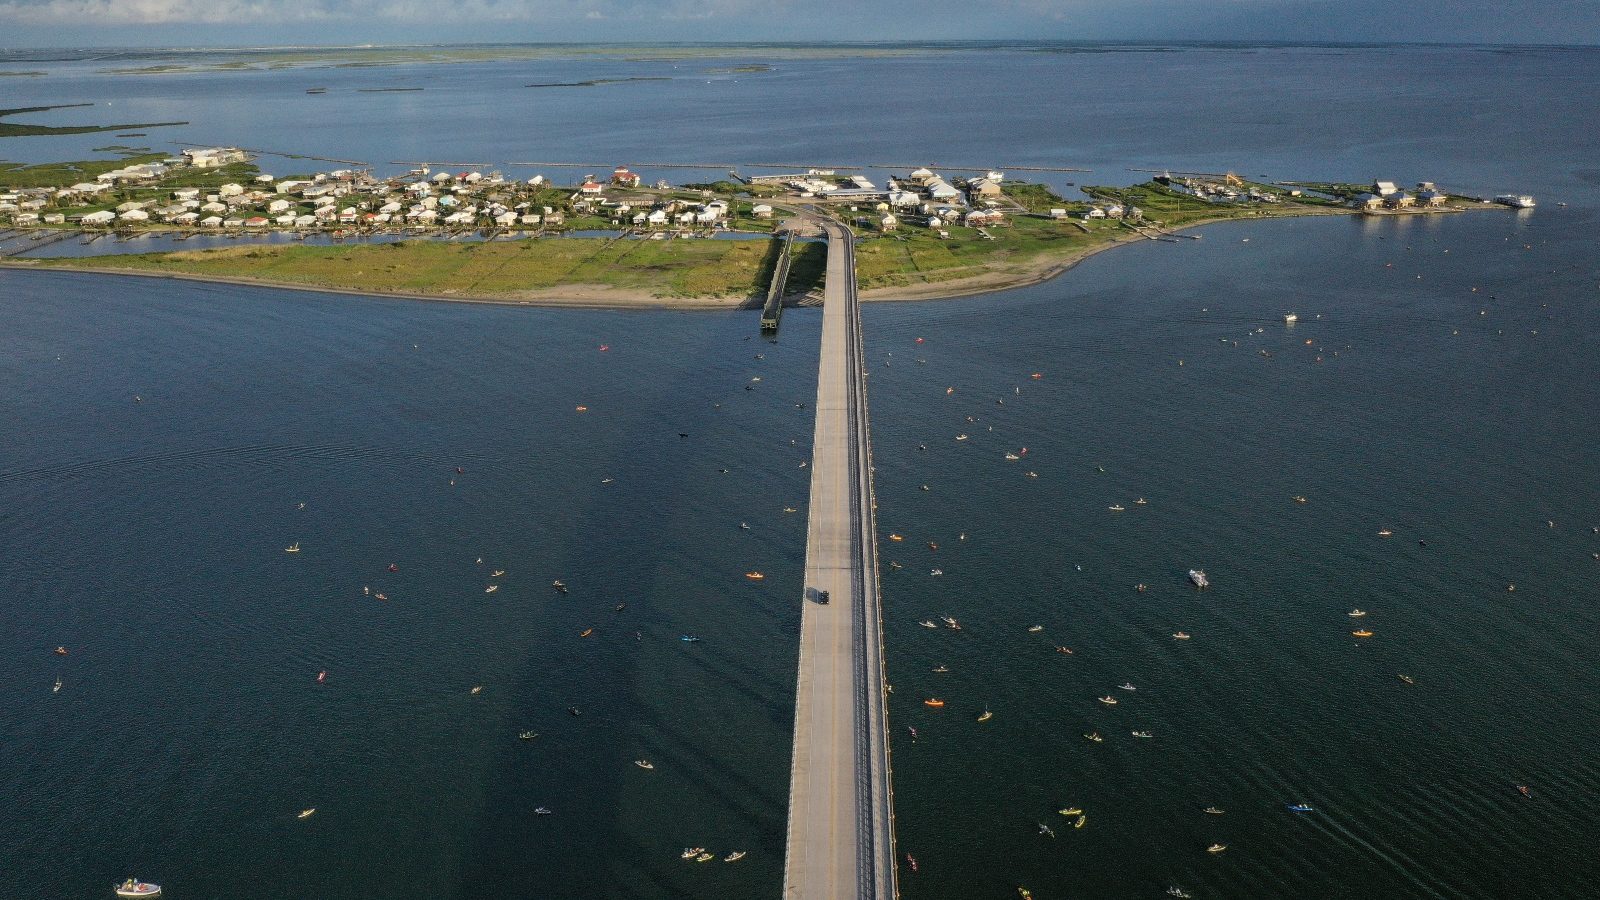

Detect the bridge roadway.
xmin=782 ymin=220 xmax=897 ymax=900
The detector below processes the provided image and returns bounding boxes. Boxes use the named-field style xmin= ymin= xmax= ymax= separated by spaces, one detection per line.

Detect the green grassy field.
xmin=26 ymin=236 xmax=813 ymax=301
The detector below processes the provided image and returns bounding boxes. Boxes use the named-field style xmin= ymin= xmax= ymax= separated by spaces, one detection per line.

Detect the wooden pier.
xmin=760 ymin=231 xmax=795 ymax=332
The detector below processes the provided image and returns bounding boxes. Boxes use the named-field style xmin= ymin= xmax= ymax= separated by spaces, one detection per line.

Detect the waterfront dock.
xmin=782 ymin=220 xmax=896 ymax=900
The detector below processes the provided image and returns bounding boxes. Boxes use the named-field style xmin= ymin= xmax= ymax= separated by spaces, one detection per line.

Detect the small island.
xmin=1 ymin=148 xmax=1514 ymax=308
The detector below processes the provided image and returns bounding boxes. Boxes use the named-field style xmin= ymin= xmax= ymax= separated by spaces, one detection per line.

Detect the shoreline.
xmin=0 ymin=207 xmax=1408 ymax=310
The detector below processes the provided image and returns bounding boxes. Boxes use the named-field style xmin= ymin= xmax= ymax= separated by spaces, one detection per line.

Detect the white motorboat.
xmin=115 ymin=880 xmax=161 ymax=898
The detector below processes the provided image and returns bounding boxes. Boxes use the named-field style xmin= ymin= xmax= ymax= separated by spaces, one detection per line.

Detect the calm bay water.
xmin=3 ymin=43 xmax=1599 ymax=899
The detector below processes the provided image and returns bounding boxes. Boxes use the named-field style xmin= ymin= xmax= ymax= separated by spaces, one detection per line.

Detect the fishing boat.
xmin=1132 ymin=730 xmax=1153 ymax=738
xmin=1293 ymin=495 xmax=1308 ymax=503
xmin=929 ymin=568 xmax=943 ymax=576
xmin=1055 ymin=646 xmax=1074 ymax=654
xmin=54 ymin=646 xmax=68 ymax=656
xmin=723 ymin=851 xmax=746 ymax=862
xmin=1084 ymin=732 xmax=1103 ymax=742
xmin=680 ymin=635 xmax=700 ymax=642
xmin=1168 ymin=887 xmax=1193 ymax=898
xmin=931 ymin=665 xmax=950 ymax=673
xmin=1135 ymin=497 xmax=1148 ymax=505
xmin=1058 ymin=806 xmax=1082 ymax=816
xmin=1074 ymin=814 xmax=1086 ymax=829
xmin=1188 ymin=569 xmax=1209 ymax=588
xmin=114 ymin=879 xmax=161 ymax=898
xmin=518 ymin=731 xmax=538 ymax=740
xmin=906 ymin=853 xmax=918 ymax=873
xmin=534 ymin=807 xmax=552 ymax=815
xmin=1207 ymin=843 xmax=1227 ymax=853
xmin=485 ymin=584 xmax=499 ymax=593
xmin=1377 ymin=528 xmax=1393 ymax=537
xmin=1348 ymin=609 xmax=1367 ymax=617
xmin=1119 ymin=683 xmax=1136 ymax=691
xmin=470 ymin=686 xmax=483 ymax=694
xmin=1173 ymin=631 xmax=1191 ymax=640
xmin=373 ymin=592 xmax=388 ymax=601
xmin=940 ymin=615 xmax=958 ymax=627
xmin=783 ymin=507 xmax=798 ymax=513
xmin=889 ymin=533 xmax=904 ymax=542
xmin=1038 ymin=823 xmax=1055 ymax=838
xmin=695 ymin=852 xmax=714 ymax=862
xmin=1287 ymin=803 xmax=1314 ymax=813
xmin=681 ymin=847 xmax=705 ymax=860
xmin=1099 ymin=695 xmax=1118 ymax=705
xmin=285 ymin=543 xmax=300 ymax=553
xmin=1398 ymin=674 xmax=1415 ymax=685
xmin=1203 ymin=807 xmax=1224 ymax=815
xmin=298 ymin=808 xmax=316 ymax=819
xmin=745 ymin=571 xmax=765 ymax=580
xmin=1352 ymin=629 xmax=1373 ymax=637
xmin=491 ymin=570 xmax=505 ymax=577
xmin=567 ymin=707 xmax=581 ymax=716
xmin=615 ymin=603 xmax=626 ymax=612
xmin=1018 ymin=889 xmax=1033 ymax=900
xmin=1005 ymin=452 xmax=1020 ymax=461
xmin=635 ymin=760 xmax=654 ymax=770
xmin=1027 ymin=625 xmax=1043 ymax=632
xmin=552 ymin=580 xmax=568 ymax=594
xmin=924 ymin=698 xmax=945 ymax=708
xmin=955 ymin=434 xmax=968 ymax=441
xmin=53 ymin=677 xmax=62 ymax=693
xmin=1109 ymin=504 xmax=1125 ymax=511
xmin=977 ymin=709 xmax=993 ymax=722
xmin=1518 ymin=785 xmax=1531 ymax=798
xmin=1284 ymin=313 xmax=1299 ymax=324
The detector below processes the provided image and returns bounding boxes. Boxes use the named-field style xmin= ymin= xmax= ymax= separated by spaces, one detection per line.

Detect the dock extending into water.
xmin=760 ymin=231 xmax=795 ymax=332
xmin=782 ymin=220 xmax=896 ymax=900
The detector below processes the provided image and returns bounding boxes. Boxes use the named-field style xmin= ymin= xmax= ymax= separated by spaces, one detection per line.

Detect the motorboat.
xmin=924 ymin=698 xmax=945 ymax=708
xmin=745 ymin=571 xmax=765 ymax=580
xmin=977 ymin=709 xmax=993 ymax=722
xmin=695 ymin=852 xmax=714 ymax=862
xmin=491 ymin=570 xmax=505 ymax=577
xmin=1084 ymin=732 xmax=1103 ymax=742
xmin=298 ymin=808 xmax=316 ymax=819
xmin=929 ymin=568 xmax=943 ymax=576
xmin=285 ymin=543 xmax=300 ymax=553
xmin=940 ymin=615 xmax=958 ymax=627
xmin=1398 ymin=674 xmax=1415 ymax=685
xmin=1202 ymin=807 xmax=1224 ymax=815
xmin=919 ymin=620 xmax=938 ymax=628
xmin=1099 ymin=695 xmax=1117 ymax=705
xmin=889 ymin=533 xmax=904 ymax=541
xmin=485 ymin=584 xmax=499 ymax=593
xmin=1119 ymin=683 xmax=1136 ymax=691
xmin=1109 ymin=504 xmax=1125 ymax=512
xmin=723 ymin=851 xmax=746 ymax=862
xmin=783 ymin=507 xmax=798 ymax=513
xmin=114 ymin=879 xmax=161 ymax=898
xmin=905 ymin=853 xmax=918 ymax=873
xmin=518 ymin=731 xmax=538 ymax=740
xmin=579 ymin=628 xmax=593 ymax=637
xmin=1284 ymin=313 xmax=1298 ymax=324
xmin=1055 ymin=646 xmax=1074 ymax=654
xmin=1377 ymin=529 xmax=1393 ymax=537
xmin=534 ymin=807 xmax=552 ymax=815
xmin=1348 ymin=609 xmax=1367 ymax=617
xmin=931 ymin=665 xmax=949 ymax=673
xmin=1018 ymin=889 xmax=1033 ymax=900
xmin=1207 ymin=843 xmax=1227 ymax=853
xmin=552 ymin=580 xmax=568 ymax=594
xmin=681 ymin=847 xmax=705 ymax=860
xmin=615 ymin=603 xmax=626 ymax=612
xmin=1132 ymin=731 xmax=1153 ymax=738
xmin=1351 ymin=629 xmax=1373 ymax=637
xmin=1028 ymin=625 xmax=1043 ymax=632
xmin=955 ymin=434 xmax=968 ymax=441
xmin=316 ymin=670 xmax=327 ymax=684
xmin=1057 ymin=807 xmax=1082 ymax=817
xmin=470 ymin=686 xmax=483 ymax=695
xmin=1188 ymin=569 xmax=1209 ymax=588
xmin=54 ymin=646 xmax=68 ymax=656
xmin=373 ymin=593 xmax=388 ymax=601
xmin=1293 ymin=495 xmax=1308 ymax=503
xmin=1073 ymin=814 xmax=1086 ymax=829
xmin=1005 ymin=452 xmax=1020 ymax=461
xmin=1135 ymin=498 xmax=1148 ymax=505
xmin=1173 ymin=632 xmax=1191 ymax=640
xmin=680 ymin=635 xmax=700 ymax=642
xmin=567 ymin=707 xmax=581 ymax=716
xmin=1038 ymin=823 xmax=1055 ymax=838
xmin=1287 ymin=803 xmax=1314 ymax=813
xmin=1168 ymin=887 xmax=1193 ymax=898
xmin=635 ymin=760 xmax=654 ymax=770
xmin=53 ymin=677 xmax=62 ymax=693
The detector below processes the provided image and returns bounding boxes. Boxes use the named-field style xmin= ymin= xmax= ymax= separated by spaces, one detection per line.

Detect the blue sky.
xmin=0 ymin=0 xmax=1596 ymax=48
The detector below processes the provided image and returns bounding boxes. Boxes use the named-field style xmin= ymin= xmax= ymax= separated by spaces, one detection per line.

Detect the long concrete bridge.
xmin=782 ymin=220 xmax=897 ymax=899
